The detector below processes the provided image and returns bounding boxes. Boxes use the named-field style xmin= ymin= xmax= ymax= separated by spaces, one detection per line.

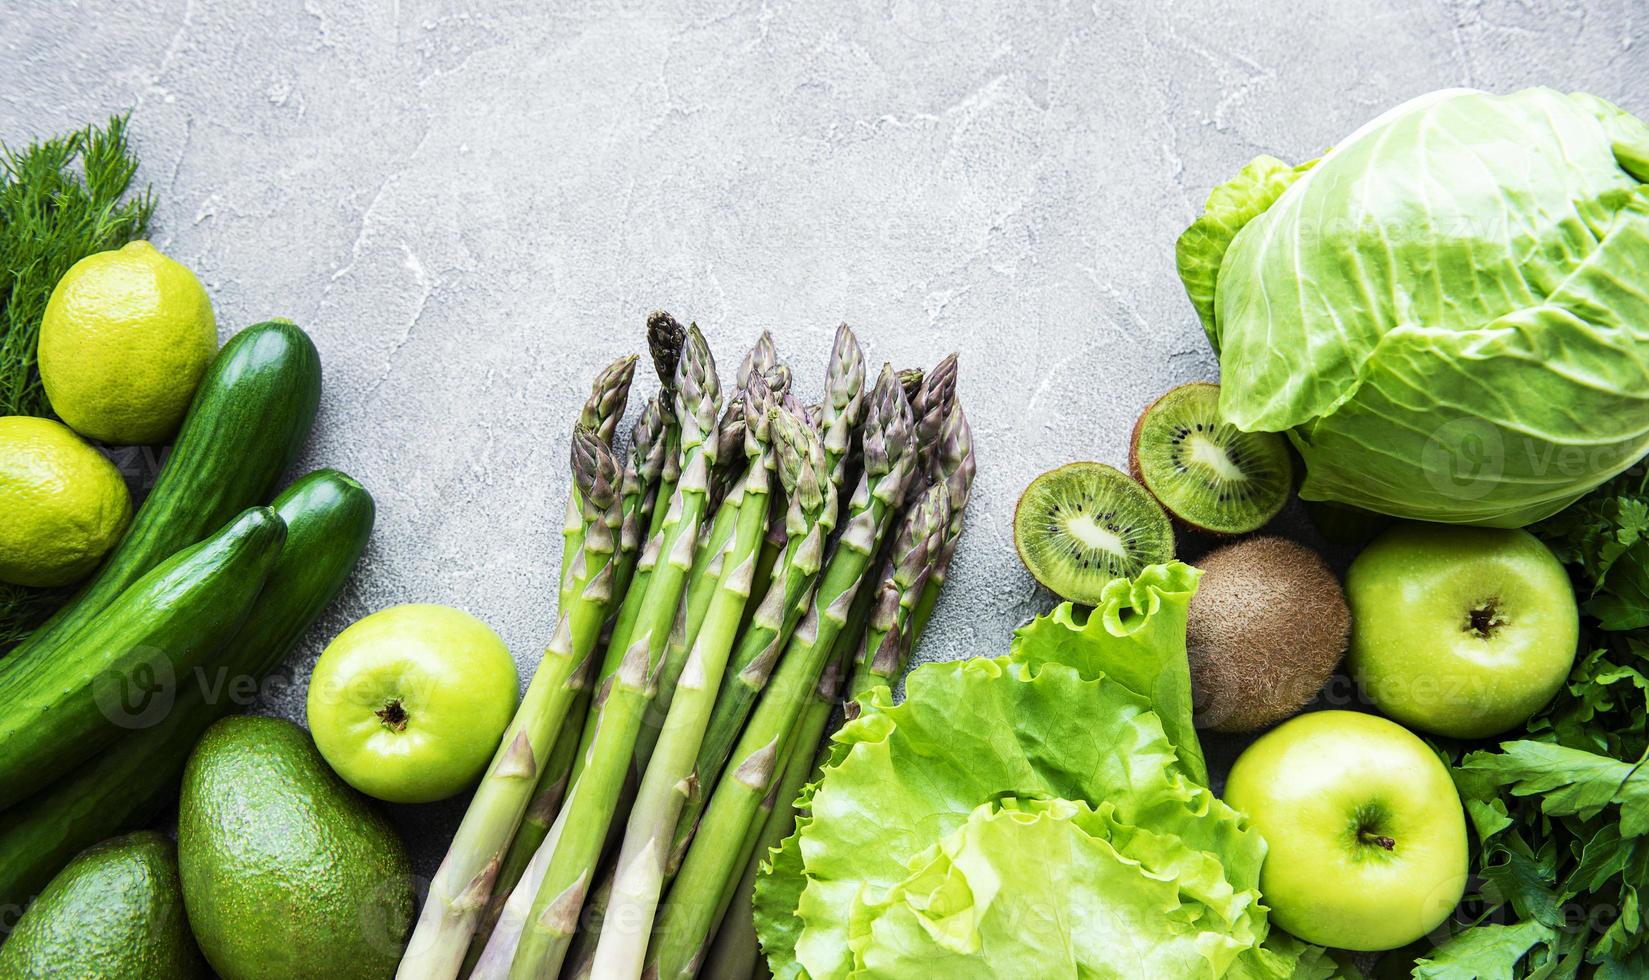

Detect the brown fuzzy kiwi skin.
xmin=1186 ymin=536 xmax=1349 ymax=733
xmin=1129 ymin=382 xmax=1237 ymax=537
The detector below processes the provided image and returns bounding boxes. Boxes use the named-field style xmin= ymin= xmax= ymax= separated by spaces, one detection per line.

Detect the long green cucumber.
xmin=0 ymin=470 xmax=374 ymax=924
xmin=0 ymin=506 xmax=286 ymax=808
xmin=9 ymin=319 xmax=321 ymax=661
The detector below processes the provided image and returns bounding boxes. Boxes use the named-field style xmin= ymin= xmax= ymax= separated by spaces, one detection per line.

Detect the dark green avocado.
xmin=177 ymin=715 xmax=413 ymax=979
xmin=0 ymin=830 xmax=208 ymax=979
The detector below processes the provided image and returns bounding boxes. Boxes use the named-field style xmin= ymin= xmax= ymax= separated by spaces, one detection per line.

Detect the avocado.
xmin=177 ymin=715 xmax=413 ymax=979
xmin=0 ymin=831 xmax=208 ymax=979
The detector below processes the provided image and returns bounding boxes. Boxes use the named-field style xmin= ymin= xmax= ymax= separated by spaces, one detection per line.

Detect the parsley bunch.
xmin=1410 ymin=467 xmax=1649 ymax=977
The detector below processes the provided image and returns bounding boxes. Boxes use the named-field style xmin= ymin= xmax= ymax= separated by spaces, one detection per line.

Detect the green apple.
xmin=1347 ymin=523 xmax=1578 ymax=739
xmin=306 ymin=603 xmax=518 ymax=804
xmin=1224 ymin=710 xmax=1467 ymax=951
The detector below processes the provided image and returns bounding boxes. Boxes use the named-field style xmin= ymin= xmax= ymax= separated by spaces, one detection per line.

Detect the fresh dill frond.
xmin=0 ymin=114 xmax=152 ymax=653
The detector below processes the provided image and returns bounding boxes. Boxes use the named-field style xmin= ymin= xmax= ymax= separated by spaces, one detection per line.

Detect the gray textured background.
xmin=4 ymin=0 xmax=1645 ymax=876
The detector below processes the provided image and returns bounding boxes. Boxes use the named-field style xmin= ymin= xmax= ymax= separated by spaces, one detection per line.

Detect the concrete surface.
xmin=4 ymin=0 xmax=1645 ymax=880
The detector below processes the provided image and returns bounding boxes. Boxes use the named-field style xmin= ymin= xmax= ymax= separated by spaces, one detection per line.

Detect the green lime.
xmin=39 ymin=240 xmax=217 ymax=445
xmin=0 ymin=415 xmax=132 ymax=587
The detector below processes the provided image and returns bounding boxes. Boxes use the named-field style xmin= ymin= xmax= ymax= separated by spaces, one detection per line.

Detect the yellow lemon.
xmin=38 ymin=240 xmax=217 ymax=445
xmin=0 ymin=416 xmax=132 ymax=587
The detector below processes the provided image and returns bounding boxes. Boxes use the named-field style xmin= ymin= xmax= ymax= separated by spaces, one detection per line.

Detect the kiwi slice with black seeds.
xmin=1013 ymin=462 xmax=1175 ymax=603
xmin=1129 ymin=382 xmax=1292 ymax=535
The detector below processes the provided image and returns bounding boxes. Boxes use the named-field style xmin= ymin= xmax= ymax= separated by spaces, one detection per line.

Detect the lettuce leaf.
xmin=1008 ymin=562 xmax=1206 ymax=783
xmin=849 ymin=798 xmax=1261 ymax=978
xmin=755 ymin=562 xmax=1277 ymax=978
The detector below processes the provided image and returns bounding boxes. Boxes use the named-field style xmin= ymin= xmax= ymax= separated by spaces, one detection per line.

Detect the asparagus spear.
xmin=819 ymin=324 xmax=868 ymax=484
xmin=698 ymin=791 xmax=777 ymax=980
xmin=697 ymin=337 xmax=784 ymax=577
xmin=557 ymin=356 xmax=640 ymax=611
xmin=398 ymin=427 xmax=625 ymax=980
xmin=701 ymin=652 xmax=846 ymax=980
xmin=909 ymin=402 xmax=975 ymax=645
xmin=594 ymin=402 xmax=829 ymax=979
xmin=648 ymin=312 xmax=686 ymax=392
xmin=557 ymin=315 xmax=693 ymax=793
xmin=644 ymin=312 xmax=687 ymax=541
xmin=897 ymin=366 xmax=924 ymax=407
xmin=910 ymin=353 xmax=957 ymax=480
xmin=468 ymin=394 xmax=670 ymax=969
xmin=508 ymin=328 xmax=722 ymax=979
xmin=611 ymin=395 xmax=671 ymax=606
xmin=849 ymin=482 xmax=952 ymax=700
xmin=468 ymin=800 xmax=572 ymax=979
xmin=646 ymin=365 xmax=918 ymax=978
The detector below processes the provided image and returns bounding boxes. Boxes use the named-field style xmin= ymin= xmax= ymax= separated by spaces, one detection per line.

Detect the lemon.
xmin=0 ymin=416 xmax=132 ymax=587
xmin=38 ymin=240 xmax=217 ymax=445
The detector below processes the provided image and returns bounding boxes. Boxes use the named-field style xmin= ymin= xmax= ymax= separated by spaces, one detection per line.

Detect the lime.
xmin=0 ymin=416 xmax=132 ymax=587
xmin=38 ymin=240 xmax=217 ymax=445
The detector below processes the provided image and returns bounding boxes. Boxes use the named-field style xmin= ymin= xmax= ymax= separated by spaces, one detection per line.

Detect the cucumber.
xmin=0 ymin=470 xmax=373 ymax=922
xmin=9 ymin=319 xmax=321 ymax=662
xmin=0 ymin=507 xmax=286 ymax=809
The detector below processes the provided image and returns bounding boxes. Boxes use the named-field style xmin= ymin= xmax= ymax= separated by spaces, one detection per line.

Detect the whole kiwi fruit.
xmin=1187 ymin=536 xmax=1349 ymax=733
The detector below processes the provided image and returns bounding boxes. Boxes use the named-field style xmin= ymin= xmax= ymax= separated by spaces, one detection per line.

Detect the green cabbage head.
xmin=1177 ymin=87 xmax=1649 ymax=527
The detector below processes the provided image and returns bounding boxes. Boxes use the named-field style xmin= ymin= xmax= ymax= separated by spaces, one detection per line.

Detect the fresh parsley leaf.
xmin=1412 ymin=920 xmax=1558 ymax=980
xmin=1463 ymin=742 xmax=1649 ymax=837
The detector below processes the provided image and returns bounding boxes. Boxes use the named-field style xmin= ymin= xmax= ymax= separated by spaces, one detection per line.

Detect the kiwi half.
xmin=1013 ymin=462 xmax=1174 ymax=603
xmin=1129 ymin=382 xmax=1293 ymax=535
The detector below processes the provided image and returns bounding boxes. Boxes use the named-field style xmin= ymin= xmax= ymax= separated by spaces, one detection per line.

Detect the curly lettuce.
xmin=1008 ymin=562 xmax=1207 ymax=784
xmin=1177 ymin=87 xmax=1649 ymax=528
xmin=753 ymin=562 xmax=1280 ymax=978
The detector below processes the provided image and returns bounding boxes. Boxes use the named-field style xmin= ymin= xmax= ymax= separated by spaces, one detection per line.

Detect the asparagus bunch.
xmin=666 ymin=366 xmax=971 ymax=980
xmin=466 ymin=393 xmax=673 ymax=969
xmin=506 ymin=327 xmax=720 ymax=978
xmin=400 ymin=315 xmax=972 ymax=980
xmin=645 ymin=365 xmax=920 ymax=978
xmin=398 ymin=358 xmax=636 ymax=980
xmin=593 ymin=401 xmax=833 ymax=977
xmin=669 ymin=331 xmax=866 ymax=852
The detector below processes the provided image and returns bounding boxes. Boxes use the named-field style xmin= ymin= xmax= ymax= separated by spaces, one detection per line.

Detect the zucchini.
xmin=0 ymin=507 xmax=285 ymax=809
xmin=0 ymin=470 xmax=373 ymax=921
xmin=9 ymin=319 xmax=321 ymax=661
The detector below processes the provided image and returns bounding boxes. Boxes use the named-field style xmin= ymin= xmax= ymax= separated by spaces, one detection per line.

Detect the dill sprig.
xmin=0 ymin=114 xmax=152 ymax=652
